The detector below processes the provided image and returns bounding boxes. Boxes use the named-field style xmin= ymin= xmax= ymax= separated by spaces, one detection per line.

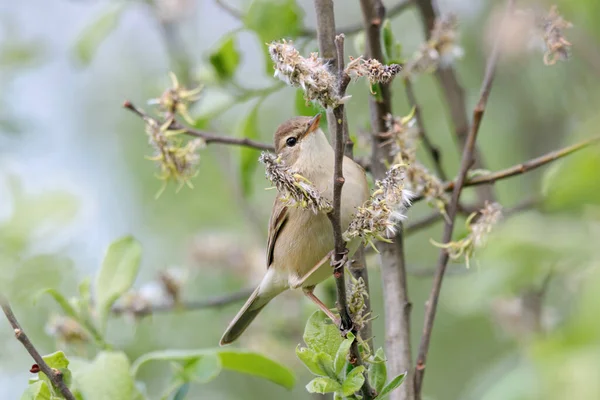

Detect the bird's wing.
xmin=266 ymin=196 xmax=288 ymax=268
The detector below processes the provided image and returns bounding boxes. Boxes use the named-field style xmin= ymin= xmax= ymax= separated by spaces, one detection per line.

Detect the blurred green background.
xmin=1 ymin=0 xmax=599 ymax=399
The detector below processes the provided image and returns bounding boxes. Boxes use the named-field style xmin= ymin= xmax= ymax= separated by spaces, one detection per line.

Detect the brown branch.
xmin=403 ymin=76 xmax=447 ymax=181
xmin=414 ymin=1 xmax=515 ymax=396
xmin=1 ymin=299 xmax=76 ymax=400
xmin=111 ymin=288 xmax=253 ymax=317
xmin=123 ymin=101 xmax=274 ymax=151
xmin=407 ymin=136 xmax=600 ymax=204
xmin=359 ymin=1 xmax=415 ymax=399
xmin=323 ymin=34 xmax=375 ymax=400
xmin=302 ymin=0 xmax=414 ymax=37
xmin=414 ymin=0 xmax=495 ymax=203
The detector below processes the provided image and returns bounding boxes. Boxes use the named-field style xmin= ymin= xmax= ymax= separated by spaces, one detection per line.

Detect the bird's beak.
xmin=300 ymin=114 xmax=321 ymax=139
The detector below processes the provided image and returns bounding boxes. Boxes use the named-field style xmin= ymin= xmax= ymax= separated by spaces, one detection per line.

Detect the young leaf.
xmin=73 ymin=4 xmax=125 ymax=66
xmin=72 ymin=352 xmax=135 ymax=400
xmin=208 ymin=36 xmax=240 ymax=81
xmin=95 ymin=236 xmax=142 ymax=332
xmin=36 ymin=289 xmax=78 ymax=320
xmin=20 ymin=380 xmax=52 ymax=400
xmin=368 ymin=347 xmax=387 ymax=394
xmin=314 ymin=352 xmax=335 ymax=378
xmin=131 ymin=349 xmax=295 ymax=390
xmin=382 ymin=20 xmax=394 ymax=63
xmin=376 ymin=372 xmax=406 ymax=399
xmin=294 ymin=90 xmax=324 ymax=123
xmin=172 ymin=383 xmax=190 ymax=400
xmin=218 ymin=350 xmax=296 ymax=390
xmin=238 ymin=103 xmax=261 ymax=197
xmin=303 ymin=311 xmax=343 ymax=358
xmin=334 ymin=332 xmax=354 ymax=375
xmin=341 ymin=366 xmax=365 ymax=397
xmin=173 ymin=354 xmax=222 ymax=384
xmin=296 ymin=346 xmax=327 ymax=376
xmin=305 ymin=377 xmax=341 ymax=394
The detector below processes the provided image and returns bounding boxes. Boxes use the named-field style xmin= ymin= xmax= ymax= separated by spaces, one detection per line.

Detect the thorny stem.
xmin=1 ymin=299 xmax=76 ymax=400
xmin=359 ymin=1 xmax=415 ymax=399
xmin=123 ymin=101 xmax=274 ymax=151
xmin=409 ymin=136 xmax=600 ymax=204
xmin=414 ymin=0 xmax=495 ymax=203
xmin=325 ymin=34 xmax=375 ymax=400
xmin=414 ymin=1 xmax=515 ymax=396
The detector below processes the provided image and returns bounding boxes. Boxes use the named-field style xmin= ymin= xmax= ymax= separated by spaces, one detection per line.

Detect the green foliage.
xmin=131 ymin=348 xmax=295 ymax=390
xmin=72 ymin=351 xmax=136 ymax=400
xmin=95 ymin=236 xmax=142 ymax=332
xmin=297 ymin=311 xmax=402 ymax=399
xmin=23 ymin=351 xmax=74 ymax=400
xmin=375 ymin=373 xmax=406 ymax=400
xmin=209 ymin=36 xmax=240 ymax=81
xmin=244 ymin=0 xmax=303 ymax=75
xmin=295 ymin=89 xmax=325 ymax=126
xmin=238 ymin=103 xmax=261 ymax=197
xmin=72 ymin=4 xmax=125 ymax=66
xmin=20 ymin=381 xmax=52 ymax=400
xmin=381 ymin=20 xmax=403 ymax=65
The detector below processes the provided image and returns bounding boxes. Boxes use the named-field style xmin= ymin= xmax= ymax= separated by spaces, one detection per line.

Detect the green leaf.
xmin=20 ymin=381 xmax=52 ymax=400
xmin=376 ymin=372 xmax=406 ymax=399
xmin=381 ymin=20 xmax=403 ymax=64
xmin=238 ymin=103 xmax=261 ymax=197
xmin=303 ymin=311 xmax=343 ymax=358
xmin=208 ymin=36 xmax=240 ymax=81
xmin=173 ymin=354 xmax=222 ymax=384
xmin=36 ymin=289 xmax=78 ymax=320
xmin=294 ymin=90 xmax=325 ymax=126
xmin=296 ymin=346 xmax=327 ymax=376
xmin=342 ymin=365 xmax=365 ymax=397
xmin=245 ymin=0 xmax=303 ymax=41
xmin=95 ymin=236 xmax=142 ymax=332
xmin=72 ymin=351 xmax=134 ymax=400
xmin=73 ymin=4 xmax=125 ymax=66
xmin=314 ymin=352 xmax=335 ymax=378
xmin=368 ymin=348 xmax=387 ymax=394
xmin=172 ymin=383 xmax=190 ymax=400
xmin=334 ymin=332 xmax=354 ymax=375
xmin=42 ymin=351 xmax=70 ymax=369
xmin=132 ymin=349 xmax=295 ymax=390
xmin=218 ymin=349 xmax=295 ymax=390
xmin=244 ymin=0 xmax=304 ymax=76
xmin=305 ymin=377 xmax=341 ymax=394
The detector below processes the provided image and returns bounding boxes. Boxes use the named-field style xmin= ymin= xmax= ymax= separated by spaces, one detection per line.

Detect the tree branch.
xmin=111 ymin=288 xmax=253 ymax=317
xmin=1 ymin=299 xmax=76 ymax=400
xmin=123 ymin=101 xmax=274 ymax=151
xmin=359 ymin=1 xmax=415 ymax=399
xmin=414 ymin=2 xmax=515 ymax=396
xmin=409 ymin=135 xmax=600 ymax=203
xmin=324 ymin=33 xmax=375 ymax=400
xmin=414 ymin=0 xmax=495 ymax=203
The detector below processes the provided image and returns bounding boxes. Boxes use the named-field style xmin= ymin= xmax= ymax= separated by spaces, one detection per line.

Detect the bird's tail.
xmin=219 ymin=286 xmax=277 ymax=346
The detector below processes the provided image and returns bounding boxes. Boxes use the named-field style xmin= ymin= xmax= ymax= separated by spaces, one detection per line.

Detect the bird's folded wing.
xmin=266 ymin=196 xmax=288 ymax=268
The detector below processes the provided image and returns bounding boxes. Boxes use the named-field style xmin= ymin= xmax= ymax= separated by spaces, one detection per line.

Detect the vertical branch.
xmin=313 ymin=0 xmax=338 ymax=140
xmin=313 ymin=0 xmax=374 ymax=354
xmin=358 ymin=1 xmax=415 ymax=399
xmin=327 ymin=35 xmax=375 ymax=400
xmin=1 ymin=299 xmax=76 ymax=400
xmin=414 ymin=2 xmax=515 ymax=396
xmin=414 ymin=0 xmax=495 ymax=202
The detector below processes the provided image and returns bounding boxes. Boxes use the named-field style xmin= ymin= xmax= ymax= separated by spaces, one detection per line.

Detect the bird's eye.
xmin=286 ymin=137 xmax=297 ymax=147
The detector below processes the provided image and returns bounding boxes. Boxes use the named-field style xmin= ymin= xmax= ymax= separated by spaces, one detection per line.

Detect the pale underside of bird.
xmin=220 ymin=114 xmax=369 ymax=346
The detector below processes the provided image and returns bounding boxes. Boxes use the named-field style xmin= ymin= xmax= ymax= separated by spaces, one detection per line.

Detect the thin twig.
xmin=123 ymin=101 xmax=274 ymax=151
xmin=1 ymin=299 xmax=76 ymax=400
xmin=111 ymin=288 xmax=253 ymax=317
xmin=325 ymin=34 xmax=375 ymax=400
xmin=403 ymin=76 xmax=446 ymax=181
xmin=358 ymin=1 xmax=415 ymax=399
xmin=408 ymin=136 xmax=600 ymax=204
xmin=414 ymin=2 xmax=515 ymax=396
xmin=414 ymin=0 xmax=495 ymax=203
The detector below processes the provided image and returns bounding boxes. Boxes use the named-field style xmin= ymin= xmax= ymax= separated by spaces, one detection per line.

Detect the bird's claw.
xmin=331 ymin=248 xmax=349 ymax=273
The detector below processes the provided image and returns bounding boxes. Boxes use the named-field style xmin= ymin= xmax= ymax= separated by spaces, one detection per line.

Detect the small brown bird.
xmin=220 ymin=114 xmax=369 ymax=345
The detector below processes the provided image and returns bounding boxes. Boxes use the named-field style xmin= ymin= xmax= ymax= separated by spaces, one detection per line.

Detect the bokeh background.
xmin=1 ymin=0 xmax=600 ymax=399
